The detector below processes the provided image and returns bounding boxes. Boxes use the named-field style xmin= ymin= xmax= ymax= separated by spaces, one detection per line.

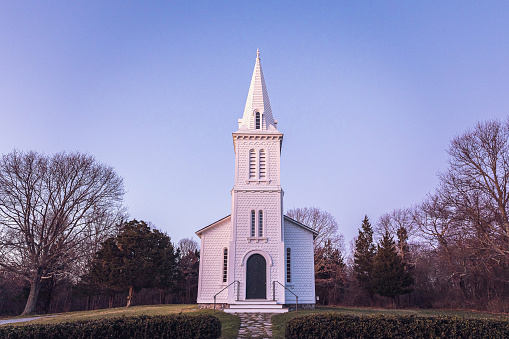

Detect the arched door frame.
xmin=241 ymin=249 xmax=272 ymax=300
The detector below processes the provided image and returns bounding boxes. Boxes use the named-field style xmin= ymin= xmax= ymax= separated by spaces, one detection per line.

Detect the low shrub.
xmin=0 ymin=314 xmax=221 ymax=339
xmin=285 ymin=313 xmax=509 ymax=339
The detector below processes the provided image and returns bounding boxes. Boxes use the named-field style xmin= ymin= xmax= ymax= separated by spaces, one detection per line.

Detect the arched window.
xmin=255 ymin=112 xmax=261 ymax=129
xmin=223 ymin=248 xmax=228 ymax=283
xmin=259 ymin=149 xmax=266 ymax=179
xmin=249 ymin=149 xmax=256 ymax=179
xmin=258 ymin=210 xmax=263 ymax=237
xmin=251 ymin=210 xmax=256 ymax=237
xmin=286 ymin=248 xmax=291 ymax=283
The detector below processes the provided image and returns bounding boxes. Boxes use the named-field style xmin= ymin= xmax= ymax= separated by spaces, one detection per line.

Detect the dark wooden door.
xmin=246 ymin=254 xmax=266 ymax=299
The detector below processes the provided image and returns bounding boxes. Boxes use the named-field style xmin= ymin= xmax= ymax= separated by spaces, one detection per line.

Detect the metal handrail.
xmin=213 ymin=280 xmax=239 ymax=311
xmin=273 ymin=280 xmax=299 ymax=311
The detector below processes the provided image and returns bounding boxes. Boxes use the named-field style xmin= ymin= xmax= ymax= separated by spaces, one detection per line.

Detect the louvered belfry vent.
xmin=249 ymin=149 xmax=256 ymax=178
xmin=259 ymin=149 xmax=266 ymax=178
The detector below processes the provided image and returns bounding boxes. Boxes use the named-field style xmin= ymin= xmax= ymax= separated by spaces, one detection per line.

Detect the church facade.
xmin=196 ymin=51 xmax=316 ymax=313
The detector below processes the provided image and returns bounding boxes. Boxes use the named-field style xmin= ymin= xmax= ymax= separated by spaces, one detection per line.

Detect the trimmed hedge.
xmin=285 ymin=313 xmax=509 ymax=339
xmin=0 ymin=314 xmax=221 ymax=339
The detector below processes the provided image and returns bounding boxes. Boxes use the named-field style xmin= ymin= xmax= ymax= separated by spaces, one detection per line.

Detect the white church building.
xmin=196 ymin=51 xmax=317 ymax=313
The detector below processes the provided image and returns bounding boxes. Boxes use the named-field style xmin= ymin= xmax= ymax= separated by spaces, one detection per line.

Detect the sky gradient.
xmin=1 ymin=1 xmax=509 ymax=247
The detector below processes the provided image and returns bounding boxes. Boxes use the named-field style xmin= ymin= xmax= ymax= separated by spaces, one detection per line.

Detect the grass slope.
xmin=0 ymin=305 xmax=240 ymax=339
xmin=271 ymin=306 xmax=509 ymax=339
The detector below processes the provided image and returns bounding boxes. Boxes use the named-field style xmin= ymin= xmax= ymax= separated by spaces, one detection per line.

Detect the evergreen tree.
xmin=86 ymin=237 xmax=124 ymax=308
xmin=372 ymin=230 xmax=414 ymax=307
xmin=85 ymin=220 xmax=179 ymax=307
xmin=353 ymin=216 xmax=376 ymax=297
xmin=315 ymin=239 xmax=347 ymax=304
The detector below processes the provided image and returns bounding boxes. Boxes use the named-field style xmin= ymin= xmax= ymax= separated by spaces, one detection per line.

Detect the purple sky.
xmin=1 ymin=2 xmax=509 ymax=247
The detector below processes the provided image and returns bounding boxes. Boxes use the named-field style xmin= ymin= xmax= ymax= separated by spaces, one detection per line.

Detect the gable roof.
xmin=195 ymin=215 xmax=231 ymax=237
xmin=195 ymin=214 xmax=318 ymax=239
xmin=284 ymin=215 xmax=319 ymax=239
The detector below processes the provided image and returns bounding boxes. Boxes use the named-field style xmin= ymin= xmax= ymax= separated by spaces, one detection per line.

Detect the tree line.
xmin=0 ymin=151 xmax=199 ymax=316
xmin=289 ymin=118 xmax=509 ymax=313
xmin=2 ymin=117 xmax=508 ymax=315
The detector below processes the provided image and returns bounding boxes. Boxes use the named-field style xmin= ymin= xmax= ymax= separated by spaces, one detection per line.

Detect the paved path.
xmin=0 ymin=315 xmax=57 ymax=325
xmin=237 ymin=313 xmax=275 ymax=339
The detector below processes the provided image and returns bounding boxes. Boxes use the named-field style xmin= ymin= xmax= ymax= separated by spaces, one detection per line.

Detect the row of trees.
xmin=353 ymin=216 xmax=413 ymax=307
xmin=288 ymin=118 xmax=509 ymax=312
xmin=0 ymin=150 xmax=200 ymax=316
xmin=2 ymin=118 xmax=508 ymax=314
xmin=287 ymin=209 xmax=414 ymax=307
xmin=381 ymin=119 xmax=509 ymax=311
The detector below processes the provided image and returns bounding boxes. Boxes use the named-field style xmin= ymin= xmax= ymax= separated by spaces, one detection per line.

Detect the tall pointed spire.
xmin=238 ymin=50 xmax=277 ymax=131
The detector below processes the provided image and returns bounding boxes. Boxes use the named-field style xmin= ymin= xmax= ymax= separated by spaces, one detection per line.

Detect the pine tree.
xmin=85 ymin=220 xmax=178 ymax=307
xmin=372 ymin=230 xmax=414 ymax=307
xmin=353 ymin=215 xmax=376 ymax=298
xmin=86 ymin=237 xmax=124 ymax=308
xmin=315 ymin=239 xmax=347 ymax=304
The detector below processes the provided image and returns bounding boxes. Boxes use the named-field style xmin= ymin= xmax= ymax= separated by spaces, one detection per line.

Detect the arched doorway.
xmin=246 ymin=254 xmax=266 ymax=299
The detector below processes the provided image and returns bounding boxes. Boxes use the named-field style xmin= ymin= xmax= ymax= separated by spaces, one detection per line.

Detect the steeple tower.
xmin=238 ymin=50 xmax=278 ymax=132
xmin=196 ymin=51 xmax=317 ymax=312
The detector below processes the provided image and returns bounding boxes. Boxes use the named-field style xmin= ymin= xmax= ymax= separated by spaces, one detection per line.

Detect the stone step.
xmin=224 ymin=307 xmax=288 ymax=314
xmin=233 ymin=300 xmax=278 ymax=305
xmin=229 ymin=303 xmax=283 ymax=309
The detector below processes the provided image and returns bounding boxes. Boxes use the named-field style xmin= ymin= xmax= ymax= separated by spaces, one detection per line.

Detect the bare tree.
xmin=440 ymin=119 xmax=509 ymax=262
xmin=376 ymin=208 xmax=419 ymax=256
xmin=286 ymin=207 xmax=341 ymax=250
xmin=0 ymin=150 xmax=125 ymax=315
xmin=377 ymin=208 xmax=416 ymax=238
xmin=177 ymin=237 xmax=199 ymax=257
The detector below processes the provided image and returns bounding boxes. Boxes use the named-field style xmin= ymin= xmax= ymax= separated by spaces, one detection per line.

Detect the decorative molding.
xmin=240 ymin=249 xmax=273 ymax=267
xmin=247 ymin=237 xmax=268 ymax=243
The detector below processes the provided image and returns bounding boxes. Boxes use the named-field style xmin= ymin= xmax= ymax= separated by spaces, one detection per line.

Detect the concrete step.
xmin=224 ymin=307 xmax=288 ymax=314
xmin=229 ymin=304 xmax=283 ymax=309
xmin=232 ymin=300 xmax=278 ymax=304
xmin=224 ymin=300 xmax=288 ymax=313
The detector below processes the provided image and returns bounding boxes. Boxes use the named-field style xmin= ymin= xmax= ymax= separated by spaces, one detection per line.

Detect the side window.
xmin=255 ymin=112 xmax=261 ymax=129
xmin=223 ymin=248 xmax=228 ymax=283
xmin=251 ymin=210 xmax=256 ymax=237
xmin=259 ymin=149 xmax=266 ymax=179
xmin=249 ymin=149 xmax=256 ymax=179
xmin=258 ymin=210 xmax=263 ymax=237
xmin=286 ymin=248 xmax=291 ymax=283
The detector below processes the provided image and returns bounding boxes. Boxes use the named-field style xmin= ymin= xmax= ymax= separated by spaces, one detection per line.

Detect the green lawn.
xmin=271 ymin=306 xmax=509 ymax=339
xmin=3 ymin=304 xmax=508 ymax=339
xmin=0 ymin=304 xmax=240 ymax=339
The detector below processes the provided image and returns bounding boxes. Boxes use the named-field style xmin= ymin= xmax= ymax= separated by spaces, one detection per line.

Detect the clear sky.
xmin=1 ymin=1 xmax=509 ymax=247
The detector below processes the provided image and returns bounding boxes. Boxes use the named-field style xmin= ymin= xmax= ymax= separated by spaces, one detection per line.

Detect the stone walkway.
xmin=237 ymin=313 xmax=275 ymax=339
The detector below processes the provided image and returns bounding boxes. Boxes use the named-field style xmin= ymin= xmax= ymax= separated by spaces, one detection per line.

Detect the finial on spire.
xmin=256 ymin=49 xmax=260 ymax=59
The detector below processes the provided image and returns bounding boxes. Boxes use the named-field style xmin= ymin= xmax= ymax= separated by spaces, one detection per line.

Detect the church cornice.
xmin=232 ymin=133 xmax=283 ymax=140
xmin=233 ymin=188 xmax=282 ymax=193
xmin=232 ymin=133 xmax=283 ymax=152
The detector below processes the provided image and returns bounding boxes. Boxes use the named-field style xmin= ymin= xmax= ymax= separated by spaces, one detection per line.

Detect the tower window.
xmin=251 ymin=210 xmax=256 ymax=237
xmin=286 ymin=248 xmax=291 ymax=283
xmin=258 ymin=210 xmax=263 ymax=237
xmin=249 ymin=149 xmax=256 ymax=178
xmin=255 ymin=112 xmax=261 ymax=129
xmin=223 ymin=248 xmax=228 ymax=283
xmin=259 ymin=149 xmax=266 ymax=178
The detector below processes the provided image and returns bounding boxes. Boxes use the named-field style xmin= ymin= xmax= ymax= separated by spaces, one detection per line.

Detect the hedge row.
xmin=285 ymin=313 xmax=509 ymax=339
xmin=0 ymin=314 xmax=221 ymax=339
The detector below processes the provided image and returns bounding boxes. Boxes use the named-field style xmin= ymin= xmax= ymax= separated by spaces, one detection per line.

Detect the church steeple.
xmin=238 ymin=50 xmax=278 ymax=131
